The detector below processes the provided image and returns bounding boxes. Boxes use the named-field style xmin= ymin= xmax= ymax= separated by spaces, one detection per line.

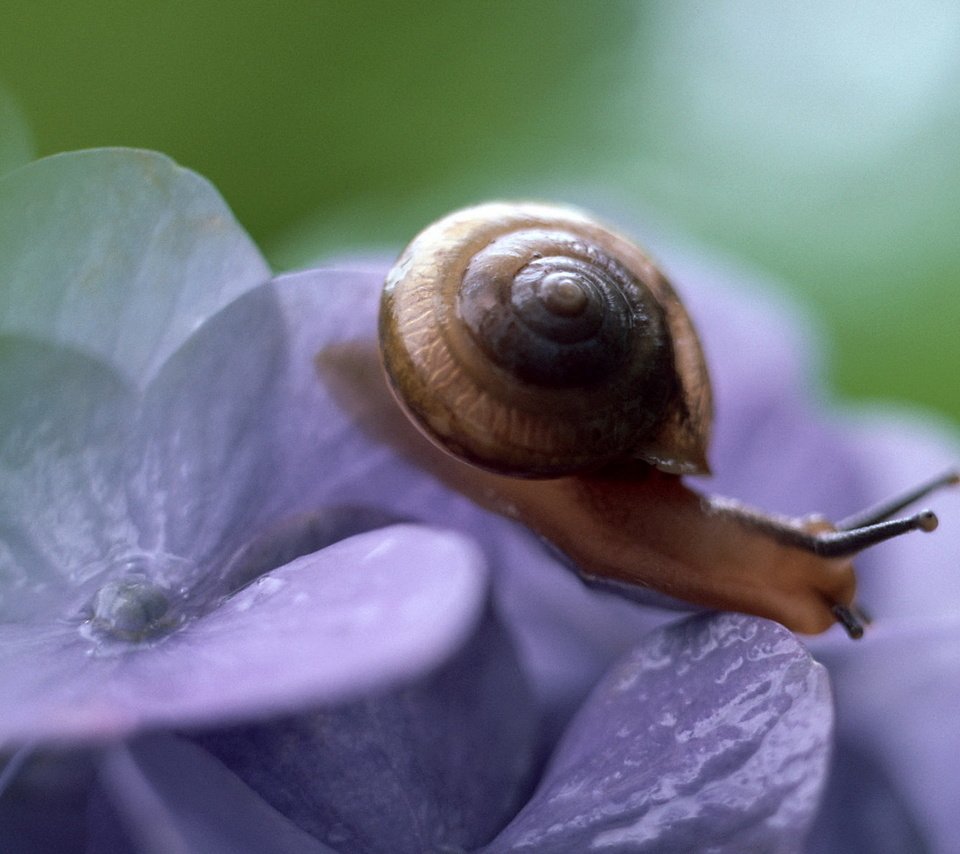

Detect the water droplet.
xmin=77 ymin=551 xmax=198 ymax=644
xmin=89 ymin=578 xmax=171 ymax=641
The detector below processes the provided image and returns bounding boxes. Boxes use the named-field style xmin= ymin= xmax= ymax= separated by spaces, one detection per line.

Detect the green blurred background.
xmin=1 ymin=0 xmax=958 ymax=422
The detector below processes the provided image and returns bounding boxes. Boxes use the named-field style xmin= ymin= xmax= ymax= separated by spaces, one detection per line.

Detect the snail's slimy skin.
xmin=372 ymin=203 xmax=953 ymax=638
xmin=462 ymin=467 xmax=856 ymax=636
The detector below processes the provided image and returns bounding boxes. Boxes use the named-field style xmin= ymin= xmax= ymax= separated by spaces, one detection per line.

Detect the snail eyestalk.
xmin=851 ymin=602 xmax=873 ymax=626
xmin=835 ymin=470 xmax=959 ymax=530
xmin=831 ymin=604 xmax=865 ymax=640
xmin=758 ymin=509 xmax=939 ymax=558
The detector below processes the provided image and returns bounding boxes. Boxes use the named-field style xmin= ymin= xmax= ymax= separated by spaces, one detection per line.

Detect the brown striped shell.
xmin=378 ymin=202 xmax=712 ymax=477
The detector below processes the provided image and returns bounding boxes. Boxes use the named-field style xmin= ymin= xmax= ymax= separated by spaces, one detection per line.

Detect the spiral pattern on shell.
xmin=379 ymin=202 xmax=712 ymax=477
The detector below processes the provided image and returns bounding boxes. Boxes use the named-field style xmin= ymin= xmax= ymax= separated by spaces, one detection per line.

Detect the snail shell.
xmin=379 ymin=202 xmax=712 ymax=477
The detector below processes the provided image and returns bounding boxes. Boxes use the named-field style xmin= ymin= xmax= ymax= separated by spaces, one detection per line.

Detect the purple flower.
xmin=1 ymin=150 xmax=957 ymax=853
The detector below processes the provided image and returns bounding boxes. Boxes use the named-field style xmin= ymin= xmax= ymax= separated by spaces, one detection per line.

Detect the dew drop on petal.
xmin=89 ymin=578 xmax=171 ymax=639
xmin=78 ymin=552 xmax=198 ymax=645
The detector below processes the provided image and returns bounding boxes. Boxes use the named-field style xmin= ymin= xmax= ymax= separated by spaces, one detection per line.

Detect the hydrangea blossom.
xmin=1 ymin=149 xmax=958 ymax=853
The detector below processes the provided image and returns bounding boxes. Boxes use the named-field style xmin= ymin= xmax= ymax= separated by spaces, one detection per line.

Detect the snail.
xmin=378 ymin=202 xmax=957 ymax=638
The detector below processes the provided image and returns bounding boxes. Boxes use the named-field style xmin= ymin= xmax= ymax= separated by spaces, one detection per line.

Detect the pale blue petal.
xmin=0 ymin=149 xmax=272 ymax=603
xmin=0 ymin=340 xmax=135 ymax=603
xmin=0 ymin=149 xmax=269 ymax=386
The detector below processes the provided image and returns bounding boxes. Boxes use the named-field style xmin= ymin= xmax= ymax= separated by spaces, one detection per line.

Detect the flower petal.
xmin=805 ymin=738 xmax=928 ymax=854
xmin=800 ymin=415 xmax=960 ymax=853
xmin=87 ymin=734 xmax=335 ymax=854
xmin=0 ymin=525 xmax=489 ymax=746
xmin=1 ymin=272 xmax=287 ymax=597
xmin=0 ymin=286 xmax=291 ymax=629
xmin=811 ymin=616 xmax=960 ymax=854
xmin=830 ymin=409 xmax=960 ymax=619
xmin=662 ymin=244 xmax=870 ymax=521
xmin=122 ymin=284 xmax=288 ymax=570
xmin=486 ymin=613 xmax=833 ymax=853
xmin=194 ymin=594 xmax=538 ymax=854
xmin=0 ymin=149 xmax=269 ymax=386
xmin=0 ymin=748 xmax=93 ymax=854
xmin=0 ymin=339 xmax=136 ymax=604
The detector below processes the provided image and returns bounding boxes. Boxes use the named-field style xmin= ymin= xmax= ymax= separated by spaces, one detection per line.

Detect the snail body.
xmin=376 ymin=203 xmax=953 ymax=638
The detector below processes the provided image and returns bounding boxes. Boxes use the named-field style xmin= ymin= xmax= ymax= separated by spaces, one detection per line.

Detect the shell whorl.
xmin=379 ymin=202 xmax=712 ymax=477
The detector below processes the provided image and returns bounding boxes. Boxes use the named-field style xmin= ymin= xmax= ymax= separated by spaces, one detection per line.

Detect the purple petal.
xmin=0 ymin=748 xmax=93 ymax=854
xmin=122 ymin=285 xmax=288 ymax=570
xmin=664 ymin=246 xmax=870 ymax=521
xmin=0 ymin=525 xmax=489 ymax=746
xmin=484 ymin=521 xmax=677 ymax=739
xmin=829 ymin=410 xmax=960 ymax=619
xmin=486 ymin=613 xmax=833 ymax=853
xmin=88 ymin=734 xmax=334 ymax=854
xmin=0 ymin=149 xmax=269 ymax=386
xmin=193 ymin=598 xmax=538 ymax=853
xmin=811 ymin=616 xmax=960 ymax=854
xmin=805 ymin=739 xmax=928 ymax=854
